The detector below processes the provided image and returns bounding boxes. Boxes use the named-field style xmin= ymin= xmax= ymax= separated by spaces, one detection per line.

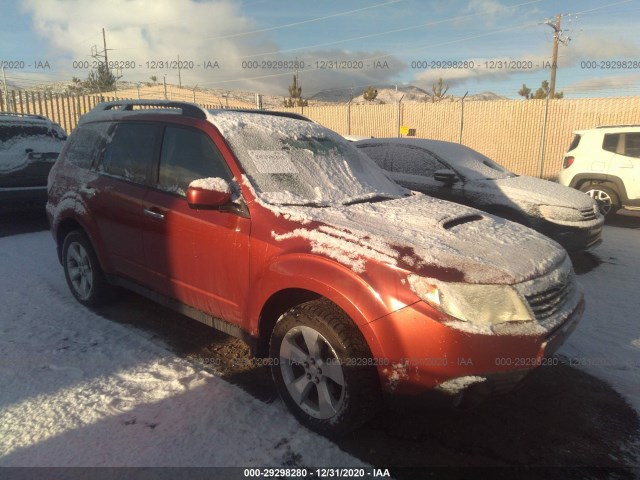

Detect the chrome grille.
xmin=525 ymin=274 xmax=574 ymax=321
xmin=579 ymin=207 xmax=597 ymax=221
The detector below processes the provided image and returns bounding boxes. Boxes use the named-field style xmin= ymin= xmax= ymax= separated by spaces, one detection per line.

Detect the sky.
xmin=1 ymin=0 xmax=640 ymax=99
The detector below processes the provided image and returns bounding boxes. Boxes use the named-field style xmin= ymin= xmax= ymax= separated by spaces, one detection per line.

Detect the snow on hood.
xmin=272 ymin=193 xmax=566 ymax=285
xmin=485 ymin=176 xmax=598 ymax=210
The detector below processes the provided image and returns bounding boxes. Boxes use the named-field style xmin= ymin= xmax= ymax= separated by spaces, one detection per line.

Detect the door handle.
xmin=144 ymin=208 xmax=165 ymax=221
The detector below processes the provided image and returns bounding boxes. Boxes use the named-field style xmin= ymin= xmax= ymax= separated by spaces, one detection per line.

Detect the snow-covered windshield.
xmin=208 ymin=111 xmax=406 ymax=206
xmin=423 ymin=141 xmax=515 ymax=181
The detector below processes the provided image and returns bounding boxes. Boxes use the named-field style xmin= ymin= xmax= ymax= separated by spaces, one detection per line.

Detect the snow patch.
xmin=436 ymin=376 xmax=487 ymax=395
xmin=188 ymin=177 xmax=230 ymax=193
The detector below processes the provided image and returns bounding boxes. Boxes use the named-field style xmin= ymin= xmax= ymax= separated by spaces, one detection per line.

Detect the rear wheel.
xmin=269 ymin=299 xmax=381 ymax=437
xmin=62 ymin=230 xmax=112 ymax=306
xmin=579 ymin=183 xmax=620 ymax=218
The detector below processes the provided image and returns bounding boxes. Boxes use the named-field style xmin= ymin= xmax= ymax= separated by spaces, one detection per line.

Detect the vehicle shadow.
xmin=93 ymin=291 xmax=640 ymax=475
xmin=607 ymin=210 xmax=640 ymax=229
xmin=337 ymin=363 xmax=640 ymax=473
xmin=0 ymin=204 xmax=49 ymax=238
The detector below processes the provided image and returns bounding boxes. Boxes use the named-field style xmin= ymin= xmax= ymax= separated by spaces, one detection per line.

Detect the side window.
xmin=391 ymin=146 xmax=445 ymax=177
xmin=602 ymin=134 xmax=619 ymax=153
xmin=623 ymin=133 xmax=640 ymax=158
xmin=157 ymin=126 xmax=233 ymax=195
xmin=100 ymin=123 xmax=158 ymax=183
xmin=356 ymin=145 xmax=388 ymax=169
xmin=64 ymin=122 xmax=110 ymax=169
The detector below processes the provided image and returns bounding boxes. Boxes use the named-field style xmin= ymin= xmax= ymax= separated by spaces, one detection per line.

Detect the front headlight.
xmin=538 ymin=205 xmax=583 ymax=222
xmin=408 ymin=275 xmax=533 ymax=326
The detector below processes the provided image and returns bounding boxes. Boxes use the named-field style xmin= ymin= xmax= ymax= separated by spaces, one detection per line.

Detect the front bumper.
xmin=361 ymin=296 xmax=585 ymax=407
xmin=541 ymin=219 xmax=604 ymax=252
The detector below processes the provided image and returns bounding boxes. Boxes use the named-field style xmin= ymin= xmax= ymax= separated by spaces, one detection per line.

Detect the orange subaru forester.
xmin=47 ymin=100 xmax=584 ymax=436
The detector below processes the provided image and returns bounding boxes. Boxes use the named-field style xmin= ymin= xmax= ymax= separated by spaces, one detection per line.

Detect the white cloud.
xmin=412 ymin=54 xmax=549 ymax=87
xmin=461 ymin=0 xmax=512 ymax=25
xmin=563 ymin=35 xmax=640 ymax=64
xmin=18 ymin=0 xmax=403 ymax=96
xmin=565 ymin=73 xmax=640 ymax=93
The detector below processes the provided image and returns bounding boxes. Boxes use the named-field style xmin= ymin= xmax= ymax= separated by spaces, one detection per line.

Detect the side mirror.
xmin=434 ymin=169 xmax=459 ymax=185
xmin=186 ymin=178 xmax=232 ymax=209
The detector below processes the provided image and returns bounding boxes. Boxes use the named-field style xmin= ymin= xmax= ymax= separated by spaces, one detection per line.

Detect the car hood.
xmin=476 ymin=176 xmax=596 ymax=210
xmin=271 ymin=193 xmax=566 ymax=285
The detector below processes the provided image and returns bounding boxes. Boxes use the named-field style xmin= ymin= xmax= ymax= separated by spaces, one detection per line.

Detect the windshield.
xmin=208 ymin=111 xmax=406 ymax=206
xmin=422 ymin=141 xmax=515 ymax=181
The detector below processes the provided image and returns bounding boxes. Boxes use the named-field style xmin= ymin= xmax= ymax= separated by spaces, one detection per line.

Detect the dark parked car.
xmin=0 ymin=113 xmax=67 ymax=204
xmin=355 ymin=138 xmax=604 ymax=252
xmin=48 ymin=101 xmax=584 ymax=436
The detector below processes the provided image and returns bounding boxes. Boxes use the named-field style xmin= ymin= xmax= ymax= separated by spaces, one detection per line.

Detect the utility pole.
xmin=102 ymin=28 xmax=109 ymax=66
xmin=177 ymin=55 xmax=182 ymax=88
xmin=549 ymin=14 xmax=560 ymax=98
xmin=2 ymin=66 xmax=10 ymax=111
xmin=91 ymin=27 xmax=111 ymax=78
xmin=544 ymin=13 xmax=570 ymax=98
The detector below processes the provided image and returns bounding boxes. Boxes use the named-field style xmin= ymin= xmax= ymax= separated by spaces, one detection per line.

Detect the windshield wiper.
xmin=342 ymin=194 xmax=400 ymax=206
xmin=277 ymin=201 xmax=331 ymax=208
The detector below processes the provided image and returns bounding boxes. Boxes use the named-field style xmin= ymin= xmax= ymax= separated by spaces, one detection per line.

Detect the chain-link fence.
xmin=2 ymin=86 xmax=638 ymax=179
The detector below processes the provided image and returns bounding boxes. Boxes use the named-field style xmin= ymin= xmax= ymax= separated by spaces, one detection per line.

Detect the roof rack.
xmin=0 ymin=112 xmax=49 ymax=121
xmin=208 ymin=108 xmax=313 ymax=122
xmin=89 ymin=100 xmax=208 ymax=120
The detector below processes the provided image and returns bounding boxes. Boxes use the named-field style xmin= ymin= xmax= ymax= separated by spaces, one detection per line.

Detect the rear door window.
xmin=99 ymin=123 xmax=159 ymax=184
xmin=602 ymin=134 xmax=620 ymax=153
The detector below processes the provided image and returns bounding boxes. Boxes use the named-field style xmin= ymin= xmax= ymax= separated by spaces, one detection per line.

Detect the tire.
xmin=62 ymin=230 xmax=112 ymax=306
xmin=579 ymin=183 xmax=620 ymax=218
xmin=269 ymin=299 xmax=381 ymax=437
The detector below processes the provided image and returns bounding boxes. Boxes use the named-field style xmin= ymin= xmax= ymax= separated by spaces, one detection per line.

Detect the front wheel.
xmin=62 ymin=230 xmax=112 ymax=306
xmin=579 ymin=183 xmax=620 ymax=218
xmin=269 ymin=299 xmax=381 ymax=437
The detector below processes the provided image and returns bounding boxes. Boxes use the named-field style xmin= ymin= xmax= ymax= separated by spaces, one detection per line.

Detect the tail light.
xmin=562 ymin=156 xmax=574 ymax=169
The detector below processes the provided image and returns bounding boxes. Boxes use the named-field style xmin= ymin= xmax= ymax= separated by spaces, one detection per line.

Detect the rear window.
xmin=0 ymin=123 xmax=66 ymax=142
xmin=63 ymin=123 xmax=111 ymax=169
xmin=567 ymin=134 xmax=581 ymax=152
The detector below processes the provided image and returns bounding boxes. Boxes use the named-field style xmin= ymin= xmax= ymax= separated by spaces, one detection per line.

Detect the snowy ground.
xmin=0 ymin=218 xmax=638 ymax=468
xmin=0 ymin=231 xmax=366 ymax=467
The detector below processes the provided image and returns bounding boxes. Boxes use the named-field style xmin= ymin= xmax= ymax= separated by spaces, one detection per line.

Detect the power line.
xmin=567 ymin=0 xmax=634 ymax=17
xmin=205 ymin=0 xmax=403 ymax=40
xmin=241 ymin=0 xmax=544 ymax=58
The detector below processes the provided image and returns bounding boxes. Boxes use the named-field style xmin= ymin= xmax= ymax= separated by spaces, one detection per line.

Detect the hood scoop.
xmin=442 ymin=214 xmax=484 ymax=230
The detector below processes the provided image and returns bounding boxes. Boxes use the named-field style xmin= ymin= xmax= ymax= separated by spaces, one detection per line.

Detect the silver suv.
xmin=559 ymin=125 xmax=640 ymax=217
